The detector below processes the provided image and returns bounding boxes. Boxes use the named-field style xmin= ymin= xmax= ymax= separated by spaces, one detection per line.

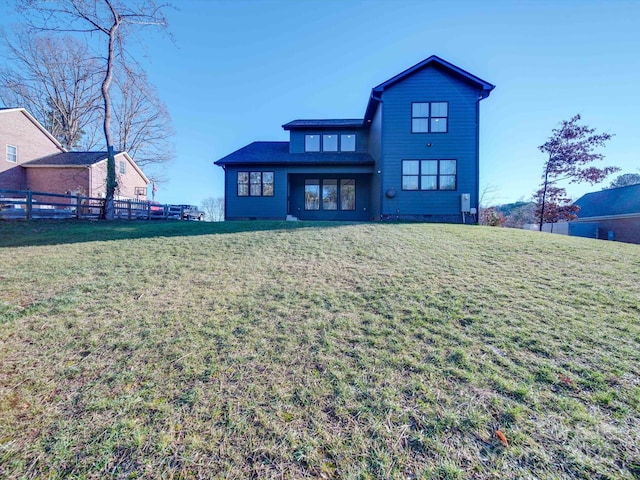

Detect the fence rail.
xmin=0 ymin=189 xmax=187 ymax=221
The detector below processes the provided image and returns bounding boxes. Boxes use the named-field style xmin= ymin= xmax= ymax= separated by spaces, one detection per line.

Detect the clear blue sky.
xmin=2 ymin=0 xmax=639 ymax=207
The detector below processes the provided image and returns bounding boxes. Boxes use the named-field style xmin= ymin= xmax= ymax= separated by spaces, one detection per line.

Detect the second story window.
xmin=323 ymin=134 xmax=338 ymax=152
xmin=340 ymin=134 xmax=356 ymax=151
xmin=305 ymin=135 xmax=320 ymax=152
xmin=305 ymin=134 xmax=357 ymax=152
xmin=119 ymin=160 xmax=126 ymax=174
xmin=411 ymin=102 xmax=448 ymax=133
xmin=6 ymin=145 xmax=17 ymax=163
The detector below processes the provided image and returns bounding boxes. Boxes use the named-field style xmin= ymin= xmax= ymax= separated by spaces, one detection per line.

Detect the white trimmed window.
xmin=6 ymin=145 xmax=17 ymax=163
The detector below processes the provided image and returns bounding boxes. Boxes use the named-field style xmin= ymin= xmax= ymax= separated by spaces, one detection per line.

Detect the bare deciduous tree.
xmin=1 ymin=29 xmax=175 ymax=170
xmin=16 ymin=0 xmax=171 ymax=218
xmin=0 ymin=32 xmax=102 ymax=150
xmin=201 ymin=196 xmax=225 ymax=222
xmin=111 ymin=68 xmax=174 ymax=168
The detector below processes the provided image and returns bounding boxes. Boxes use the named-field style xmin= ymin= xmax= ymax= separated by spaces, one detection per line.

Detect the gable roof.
xmin=574 ymin=184 xmax=640 ymax=218
xmin=0 ymin=107 xmax=66 ymax=152
xmin=364 ymin=55 xmax=495 ymax=122
xmin=282 ymin=119 xmax=365 ymax=130
xmin=22 ymin=151 xmax=150 ymax=184
xmin=214 ymin=141 xmax=374 ymax=166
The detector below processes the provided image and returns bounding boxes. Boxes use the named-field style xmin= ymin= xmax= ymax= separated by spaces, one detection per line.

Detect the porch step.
xmin=286 ymin=215 xmax=299 ymax=221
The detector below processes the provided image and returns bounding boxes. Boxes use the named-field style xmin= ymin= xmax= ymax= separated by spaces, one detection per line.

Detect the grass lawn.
xmin=1 ymin=220 xmax=639 ymax=479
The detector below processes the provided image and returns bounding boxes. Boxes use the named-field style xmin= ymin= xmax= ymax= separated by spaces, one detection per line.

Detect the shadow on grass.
xmin=0 ymin=219 xmax=354 ymax=248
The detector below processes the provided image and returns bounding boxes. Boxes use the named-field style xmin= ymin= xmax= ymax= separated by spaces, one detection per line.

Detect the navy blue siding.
xmin=380 ymin=65 xmax=481 ymax=219
xmin=367 ymin=104 xmax=383 ymax=220
xmin=289 ymin=129 xmax=369 ymax=154
xmin=224 ymin=165 xmax=373 ymax=220
xmin=224 ymin=166 xmax=288 ymax=220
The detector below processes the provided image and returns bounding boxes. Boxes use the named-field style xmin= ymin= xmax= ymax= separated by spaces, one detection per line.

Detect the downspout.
xmin=475 ymin=95 xmax=481 ymax=224
xmin=377 ymin=98 xmax=384 ymax=222
xmin=222 ymin=165 xmax=227 ymax=221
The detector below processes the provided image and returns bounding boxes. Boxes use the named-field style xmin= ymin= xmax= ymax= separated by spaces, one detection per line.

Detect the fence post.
xmin=76 ymin=196 xmax=82 ymax=219
xmin=128 ymin=200 xmax=132 ymax=220
xmin=26 ymin=190 xmax=32 ymax=220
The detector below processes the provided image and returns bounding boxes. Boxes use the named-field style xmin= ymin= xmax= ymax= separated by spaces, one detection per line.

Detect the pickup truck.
xmin=183 ymin=206 xmax=205 ymax=221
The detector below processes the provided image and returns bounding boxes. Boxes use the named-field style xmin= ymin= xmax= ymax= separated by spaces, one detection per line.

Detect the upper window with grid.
xmin=411 ymin=102 xmax=448 ymax=133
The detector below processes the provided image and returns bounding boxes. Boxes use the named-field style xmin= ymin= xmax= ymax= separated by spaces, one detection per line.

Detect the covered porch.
xmin=288 ymin=172 xmax=372 ymax=221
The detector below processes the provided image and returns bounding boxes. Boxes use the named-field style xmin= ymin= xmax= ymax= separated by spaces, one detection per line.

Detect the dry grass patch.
xmin=1 ymin=221 xmax=639 ymax=478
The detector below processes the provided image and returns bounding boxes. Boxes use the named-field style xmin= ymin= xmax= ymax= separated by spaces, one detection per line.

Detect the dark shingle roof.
xmin=574 ymin=184 xmax=640 ymax=218
xmin=214 ymin=141 xmax=374 ymax=166
xmin=22 ymin=151 xmax=121 ymax=167
xmin=282 ymin=119 xmax=364 ymax=130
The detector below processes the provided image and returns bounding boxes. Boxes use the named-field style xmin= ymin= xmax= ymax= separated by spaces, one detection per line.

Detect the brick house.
xmin=1 ymin=107 xmax=149 ymax=199
xmin=570 ymin=184 xmax=640 ymax=244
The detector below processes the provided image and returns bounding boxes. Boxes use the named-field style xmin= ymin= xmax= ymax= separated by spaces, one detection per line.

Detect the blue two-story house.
xmin=214 ymin=55 xmax=494 ymax=222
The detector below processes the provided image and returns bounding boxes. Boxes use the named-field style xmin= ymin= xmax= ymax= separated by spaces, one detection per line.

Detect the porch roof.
xmin=214 ymin=141 xmax=374 ymax=166
xmin=282 ymin=119 xmax=365 ymax=130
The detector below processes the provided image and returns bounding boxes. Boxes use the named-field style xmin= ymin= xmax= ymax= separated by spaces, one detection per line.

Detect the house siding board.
xmin=368 ymin=104 xmax=383 ymax=220
xmin=289 ymin=129 xmax=369 ymax=154
xmin=286 ymin=165 xmax=373 ymax=175
xmin=115 ymin=153 xmax=149 ymax=199
xmin=0 ymin=166 xmax=27 ymax=191
xmin=0 ymin=110 xmax=63 ymax=190
xmin=379 ymin=66 xmax=480 ymax=217
xmin=26 ymin=167 xmax=90 ymax=195
xmin=594 ymin=218 xmax=640 ymax=244
xmin=223 ymin=166 xmax=287 ymax=220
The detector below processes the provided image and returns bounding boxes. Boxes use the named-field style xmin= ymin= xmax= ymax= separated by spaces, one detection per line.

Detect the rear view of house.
xmin=215 ymin=55 xmax=494 ymax=222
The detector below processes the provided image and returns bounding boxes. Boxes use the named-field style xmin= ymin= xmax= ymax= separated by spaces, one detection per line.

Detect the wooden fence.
xmin=0 ymin=189 xmax=186 ymax=221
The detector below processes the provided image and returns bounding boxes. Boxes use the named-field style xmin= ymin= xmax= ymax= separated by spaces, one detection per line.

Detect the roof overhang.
xmin=572 ymin=212 xmax=640 ymax=222
xmin=282 ymin=119 xmax=365 ymax=130
xmin=214 ymin=141 xmax=374 ymax=167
